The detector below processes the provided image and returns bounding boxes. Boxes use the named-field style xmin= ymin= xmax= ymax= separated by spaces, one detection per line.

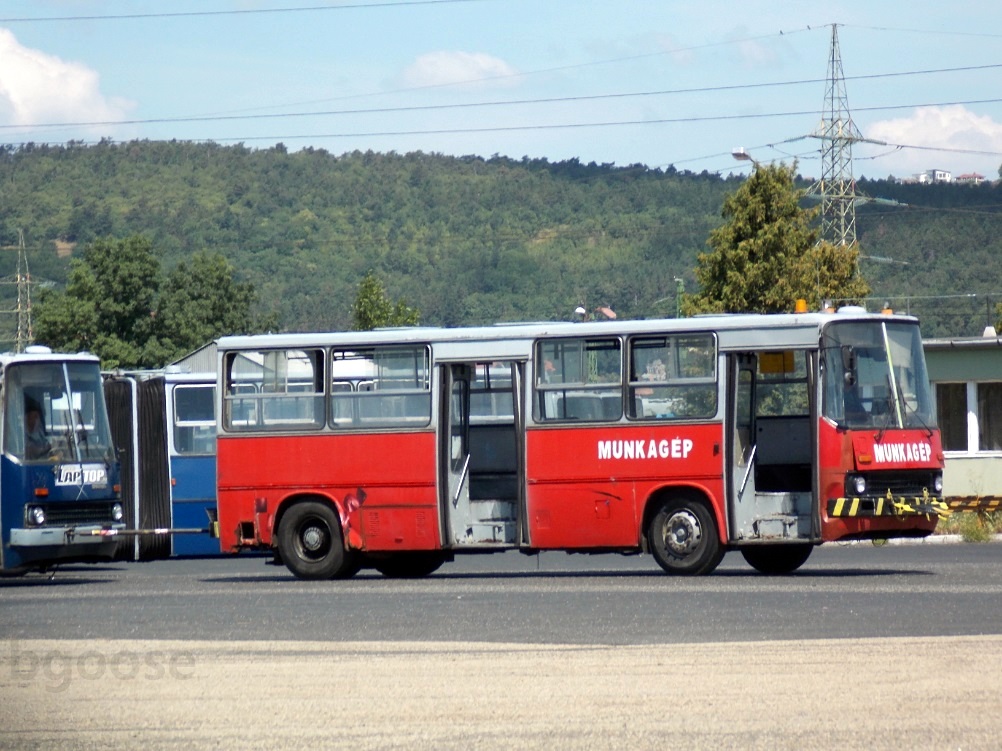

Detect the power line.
xmin=93 ymin=98 xmax=1002 ymax=146
xmin=8 ymin=98 xmax=1002 ymax=148
xmin=842 ymin=23 xmax=1002 ymax=40
xmin=8 ymin=63 xmax=1001 ymax=133
xmin=0 ymin=0 xmax=489 ymax=23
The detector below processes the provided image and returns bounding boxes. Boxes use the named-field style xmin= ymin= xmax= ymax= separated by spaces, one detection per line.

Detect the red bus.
xmin=214 ymin=309 xmax=945 ymax=579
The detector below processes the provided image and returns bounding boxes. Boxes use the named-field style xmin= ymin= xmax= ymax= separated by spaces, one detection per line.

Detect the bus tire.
xmin=740 ymin=544 xmax=813 ymax=575
xmin=647 ymin=498 xmax=723 ymax=576
xmin=333 ymin=553 xmax=363 ymax=580
xmin=373 ymin=552 xmax=446 ymax=578
xmin=277 ymin=501 xmax=347 ymax=580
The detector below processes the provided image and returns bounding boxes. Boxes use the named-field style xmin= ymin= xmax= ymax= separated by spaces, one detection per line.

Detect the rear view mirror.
xmin=841 ymin=346 xmax=857 ymax=387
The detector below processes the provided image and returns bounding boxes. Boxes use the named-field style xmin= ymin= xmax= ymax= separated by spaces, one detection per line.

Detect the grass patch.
xmin=937 ymin=511 xmax=1002 ymax=542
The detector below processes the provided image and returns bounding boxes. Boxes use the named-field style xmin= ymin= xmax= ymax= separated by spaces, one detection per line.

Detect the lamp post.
xmin=731 ymin=147 xmax=761 ymax=170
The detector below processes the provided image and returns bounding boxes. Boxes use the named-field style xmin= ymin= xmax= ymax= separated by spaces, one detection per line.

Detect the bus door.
xmin=440 ymin=361 xmax=523 ymax=548
xmin=726 ymin=350 xmax=818 ymax=542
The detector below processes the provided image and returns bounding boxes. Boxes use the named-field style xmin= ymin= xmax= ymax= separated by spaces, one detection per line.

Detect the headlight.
xmin=933 ymin=474 xmax=944 ymax=494
xmin=111 ymin=503 xmax=124 ymax=522
xmin=27 ymin=506 xmax=46 ymax=526
xmin=847 ymin=475 xmax=867 ymax=496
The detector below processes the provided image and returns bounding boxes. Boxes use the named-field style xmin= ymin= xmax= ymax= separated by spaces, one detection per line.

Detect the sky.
xmin=1 ymin=0 xmax=1001 ymax=180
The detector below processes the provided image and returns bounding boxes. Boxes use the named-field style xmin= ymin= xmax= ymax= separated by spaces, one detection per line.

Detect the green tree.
xmin=35 ymin=235 xmax=161 ymax=368
xmin=684 ymin=163 xmax=869 ymax=314
xmin=34 ymin=236 xmax=266 ymax=368
xmin=149 ymin=251 xmax=264 ymax=362
xmin=351 ymin=271 xmax=420 ymax=331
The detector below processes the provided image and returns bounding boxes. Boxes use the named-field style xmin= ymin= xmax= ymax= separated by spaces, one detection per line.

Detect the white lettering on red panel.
xmin=597 ymin=438 xmax=693 ymax=460
xmin=872 ymin=441 xmax=932 ymax=464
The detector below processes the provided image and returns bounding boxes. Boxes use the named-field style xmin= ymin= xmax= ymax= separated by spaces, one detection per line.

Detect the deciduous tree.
xmin=35 ymin=235 xmax=160 ymax=368
xmin=34 ymin=236 xmax=264 ymax=368
xmin=352 ymin=271 xmax=419 ymax=331
xmin=152 ymin=251 xmax=262 ymax=360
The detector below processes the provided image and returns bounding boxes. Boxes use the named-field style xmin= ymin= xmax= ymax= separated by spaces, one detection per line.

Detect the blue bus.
xmin=104 ymin=369 xmax=217 ymax=558
xmin=1 ymin=347 xmax=124 ymax=574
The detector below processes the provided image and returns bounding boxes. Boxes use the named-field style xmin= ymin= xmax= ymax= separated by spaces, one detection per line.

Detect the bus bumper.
xmin=827 ymin=496 xmax=949 ymax=518
xmin=11 ymin=524 xmax=126 ymax=547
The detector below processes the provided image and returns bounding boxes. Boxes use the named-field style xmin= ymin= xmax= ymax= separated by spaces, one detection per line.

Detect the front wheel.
xmin=740 ymin=544 xmax=813 ymax=575
xmin=277 ymin=501 xmax=348 ymax=580
xmin=647 ymin=498 xmax=723 ymax=576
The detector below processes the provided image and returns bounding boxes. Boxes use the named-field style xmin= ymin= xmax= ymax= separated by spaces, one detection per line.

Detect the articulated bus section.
xmin=104 ymin=370 xmax=218 ymax=559
xmin=213 ymin=310 xmax=946 ymax=579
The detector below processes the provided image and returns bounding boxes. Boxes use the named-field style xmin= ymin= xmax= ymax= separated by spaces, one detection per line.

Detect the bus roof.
xmin=0 ymin=350 xmax=101 ymax=367
xmin=217 ymin=310 xmax=920 ymax=356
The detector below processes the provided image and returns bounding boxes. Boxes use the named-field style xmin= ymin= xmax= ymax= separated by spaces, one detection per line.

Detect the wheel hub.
xmin=665 ymin=510 xmax=702 ymax=556
xmin=301 ymin=524 xmax=326 ymax=552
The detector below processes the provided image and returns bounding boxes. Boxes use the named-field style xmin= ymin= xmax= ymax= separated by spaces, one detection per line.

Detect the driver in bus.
xmin=25 ymin=402 xmax=51 ymax=460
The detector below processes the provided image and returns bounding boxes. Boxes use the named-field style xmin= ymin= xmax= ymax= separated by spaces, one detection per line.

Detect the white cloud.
xmin=863 ymin=105 xmax=1002 ymax=178
xmin=401 ymin=51 xmax=519 ymax=89
xmin=0 ymin=28 xmax=133 ymax=133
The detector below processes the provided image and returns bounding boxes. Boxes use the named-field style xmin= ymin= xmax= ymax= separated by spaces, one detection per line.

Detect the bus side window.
xmin=534 ymin=337 xmax=622 ymax=422
xmin=173 ymin=384 xmax=216 ymax=455
xmin=331 ymin=347 xmax=431 ymax=429
xmin=627 ymin=333 xmax=717 ymax=420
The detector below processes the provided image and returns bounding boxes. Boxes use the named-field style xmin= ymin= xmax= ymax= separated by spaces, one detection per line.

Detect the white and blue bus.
xmin=104 ymin=368 xmax=217 ymax=558
xmin=1 ymin=347 xmax=124 ymax=574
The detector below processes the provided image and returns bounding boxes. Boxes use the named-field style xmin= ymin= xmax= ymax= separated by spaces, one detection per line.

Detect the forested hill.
xmin=0 ymin=140 xmax=1000 ymax=338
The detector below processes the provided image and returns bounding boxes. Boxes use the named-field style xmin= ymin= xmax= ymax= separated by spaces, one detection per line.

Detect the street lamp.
xmin=731 ymin=147 xmax=761 ymax=169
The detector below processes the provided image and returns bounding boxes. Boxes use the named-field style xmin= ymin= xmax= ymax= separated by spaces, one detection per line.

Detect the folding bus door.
xmin=440 ymin=361 xmax=522 ymax=548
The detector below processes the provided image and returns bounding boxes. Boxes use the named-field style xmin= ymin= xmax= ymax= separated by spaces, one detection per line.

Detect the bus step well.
xmin=751 ymin=514 xmax=807 ymax=540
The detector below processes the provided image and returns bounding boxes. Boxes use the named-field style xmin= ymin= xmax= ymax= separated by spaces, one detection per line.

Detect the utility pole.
xmin=814 ymin=24 xmax=862 ymax=247
xmin=14 ymin=229 xmax=33 ymax=353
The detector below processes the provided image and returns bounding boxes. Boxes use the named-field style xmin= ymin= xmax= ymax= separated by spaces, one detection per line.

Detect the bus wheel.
xmin=277 ymin=501 xmax=346 ymax=580
xmin=373 ymin=552 xmax=446 ymax=578
xmin=333 ymin=553 xmax=363 ymax=580
xmin=740 ymin=544 xmax=813 ymax=575
xmin=648 ymin=498 xmax=723 ymax=576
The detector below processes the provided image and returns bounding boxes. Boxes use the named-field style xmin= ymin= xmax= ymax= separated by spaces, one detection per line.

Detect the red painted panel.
xmin=525 ymin=423 xmax=725 ymax=549
xmin=817 ymin=419 xmax=943 ymax=542
xmin=216 ymin=431 xmax=439 ymax=552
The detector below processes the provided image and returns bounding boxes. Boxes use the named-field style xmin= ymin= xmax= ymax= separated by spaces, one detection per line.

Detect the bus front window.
xmin=3 ymin=361 xmax=116 ymax=463
xmin=822 ymin=320 xmax=936 ymax=431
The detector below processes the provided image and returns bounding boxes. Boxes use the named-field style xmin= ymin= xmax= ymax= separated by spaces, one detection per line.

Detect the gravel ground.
xmin=2 ymin=635 xmax=1000 ymax=750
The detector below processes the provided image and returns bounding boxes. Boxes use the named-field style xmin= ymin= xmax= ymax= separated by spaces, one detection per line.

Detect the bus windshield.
xmin=822 ymin=319 xmax=936 ymax=431
xmin=3 ymin=360 xmax=116 ymax=463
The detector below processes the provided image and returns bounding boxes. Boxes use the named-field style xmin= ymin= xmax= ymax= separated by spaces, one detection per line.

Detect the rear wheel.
xmin=277 ymin=501 xmax=347 ymax=580
xmin=647 ymin=498 xmax=724 ymax=576
xmin=740 ymin=543 xmax=813 ymax=575
xmin=373 ymin=552 xmax=447 ymax=578
xmin=333 ymin=553 xmax=363 ymax=580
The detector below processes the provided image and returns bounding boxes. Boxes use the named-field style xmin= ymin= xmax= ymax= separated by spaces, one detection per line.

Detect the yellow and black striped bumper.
xmin=945 ymin=497 xmax=1002 ymax=513
xmin=827 ymin=495 xmax=949 ymax=518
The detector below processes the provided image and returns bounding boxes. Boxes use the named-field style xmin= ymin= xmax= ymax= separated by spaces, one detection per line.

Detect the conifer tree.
xmin=685 ymin=162 xmax=869 ymax=314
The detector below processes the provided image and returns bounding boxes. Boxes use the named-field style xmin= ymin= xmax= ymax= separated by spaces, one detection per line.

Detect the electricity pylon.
xmin=14 ymin=229 xmax=33 ymax=353
xmin=814 ymin=24 xmax=864 ymax=247
xmin=0 ymin=229 xmax=34 ymax=352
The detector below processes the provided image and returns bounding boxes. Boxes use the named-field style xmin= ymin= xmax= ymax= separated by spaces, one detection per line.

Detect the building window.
xmin=978 ymin=383 xmax=1002 ymax=451
xmin=936 ymin=381 xmax=1002 ymax=453
xmin=936 ymin=383 xmax=967 ymax=451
